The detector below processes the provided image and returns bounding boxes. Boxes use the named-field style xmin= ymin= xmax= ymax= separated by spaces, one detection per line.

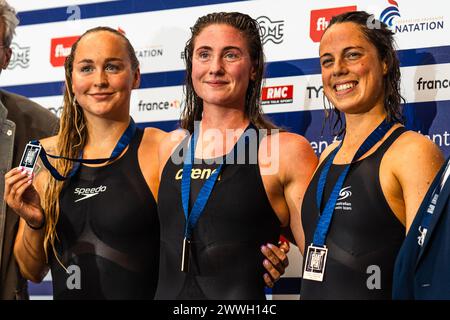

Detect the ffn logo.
xmin=50 ymin=36 xmax=80 ymax=67
xmin=310 ymin=6 xmax=357 ymax=42
xmin=380 ymin=0 xmax=401 ymax=27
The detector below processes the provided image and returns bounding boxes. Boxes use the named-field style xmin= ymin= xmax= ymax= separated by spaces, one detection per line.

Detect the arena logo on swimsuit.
xmin=309 ymin=5 xmax=357 ymax=42
xmin=175 ymin=168 xmax=222 ymax=181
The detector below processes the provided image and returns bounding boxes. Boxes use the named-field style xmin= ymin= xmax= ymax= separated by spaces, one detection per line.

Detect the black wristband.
xmin=26 ymin=216 xmax=46 ymax=230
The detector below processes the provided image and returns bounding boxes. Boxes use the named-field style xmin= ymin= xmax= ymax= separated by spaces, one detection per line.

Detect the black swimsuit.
xmin=50 ymin=128 xmax=160 ymax=299
xmin=301 ymin=127 xmax=407 ymax=299
xmin=156 ymin=129 xmax=280 ymax=299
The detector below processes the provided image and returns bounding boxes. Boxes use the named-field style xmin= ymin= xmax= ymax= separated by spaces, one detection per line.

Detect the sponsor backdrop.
xmin=3 ymin=0 xmax=449 ymax=299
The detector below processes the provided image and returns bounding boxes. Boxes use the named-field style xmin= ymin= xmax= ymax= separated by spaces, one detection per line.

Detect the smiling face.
xmin=71 ymin=31 xmax=140 ymax=120
xmin=191 ymin=23 xmax=256 ymax=110
xmin=319 ymin=22 xmax=387 ymax=116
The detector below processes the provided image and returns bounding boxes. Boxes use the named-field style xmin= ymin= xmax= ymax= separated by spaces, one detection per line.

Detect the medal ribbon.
xmin=181 ymin=123 xmax=255 ymax=240
xmin=30 ymin=117 xmax=136 ymax=181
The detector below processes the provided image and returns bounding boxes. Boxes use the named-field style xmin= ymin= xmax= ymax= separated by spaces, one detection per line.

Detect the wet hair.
xmin=181 ymin=12 xmax=278 ymax=133
xmin=0 ymin=0 xmax=19 ymax=47
xmin=43 ymin=27 xmax=139 ymax=264
xmin=322 ymin=11 xmax=404 ymax=136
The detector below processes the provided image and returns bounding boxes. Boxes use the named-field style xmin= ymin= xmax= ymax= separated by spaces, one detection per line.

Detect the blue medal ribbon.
xmin=30 ymin=118 xmax=136 ymax=181
xmin=417 ymin=158 xmax=450 ymax=246
xmin=181 ymin=123 xmax=255 ymax=240
xmin=313 ymin=119 xmax=394 ymax=246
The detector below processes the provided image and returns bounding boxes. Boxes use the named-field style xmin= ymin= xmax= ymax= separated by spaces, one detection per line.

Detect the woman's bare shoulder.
xmin=39 ymin=135 xmax=58 ymax=153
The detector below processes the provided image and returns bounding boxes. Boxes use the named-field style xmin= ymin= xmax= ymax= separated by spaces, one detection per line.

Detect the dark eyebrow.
xmin=319 ymin=53 xmax=332 ymax=60
xmin=76 ymin=57 xmax=123 ymax=64
xmin=195 ymin=46 xmax=243 ymax=52
xmin=320 ymin=46 xmax=364 ymax=59
xmin=343 ymin=46 xmax=364 ymax=53
xmin=222 ymin=46 xmax=242 ymax=52
xmin=195 ymin=46 xmax=212 ymax=52
xmin=77 ymin=59 xmax=94 ymax=64
xmin=104 ymin=58 xmax=123 ymax=63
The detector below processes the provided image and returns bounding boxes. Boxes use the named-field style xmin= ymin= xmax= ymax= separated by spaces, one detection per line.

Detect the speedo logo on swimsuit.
xmin=74 ymin=185 xmax=107 ymax=202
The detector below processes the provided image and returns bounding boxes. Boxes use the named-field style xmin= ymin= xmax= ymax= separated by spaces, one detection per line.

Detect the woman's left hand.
xmin=261 ymin=241 xmax=290 ymax=288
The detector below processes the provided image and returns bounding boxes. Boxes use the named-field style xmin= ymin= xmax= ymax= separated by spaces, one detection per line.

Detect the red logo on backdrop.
xmin=50 ymin=36 xmax=80 ymax=67
xmin=310 ymin=6 xmax=357 ymax=42
xmin=261 ymin=85 xmax=293 ymax=105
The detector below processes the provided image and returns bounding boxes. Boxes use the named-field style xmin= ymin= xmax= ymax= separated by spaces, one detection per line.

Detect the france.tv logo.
xmin=380 ymin=0 xmax=401 ymax=27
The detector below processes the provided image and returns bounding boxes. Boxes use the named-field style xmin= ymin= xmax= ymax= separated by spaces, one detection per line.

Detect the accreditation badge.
xmin=303 ymin=244 xmax=328 ymax=282
xmin=19 ymin=143 xmax=42 ymax=174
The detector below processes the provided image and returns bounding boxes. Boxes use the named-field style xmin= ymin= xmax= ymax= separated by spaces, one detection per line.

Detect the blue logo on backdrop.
xmin=380 ymin=0 xmax=401 ymax=27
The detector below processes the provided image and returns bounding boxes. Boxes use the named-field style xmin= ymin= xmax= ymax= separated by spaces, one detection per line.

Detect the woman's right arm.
xmin=6 ymin=138 xmax=57 ymax=282
xmin=7 ymin=163 xmax=49 ymax=282
xmin=14 ymin=216 xmax=48 ymax=283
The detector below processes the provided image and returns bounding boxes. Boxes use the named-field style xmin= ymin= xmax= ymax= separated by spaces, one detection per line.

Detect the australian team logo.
xmin=380 ymin=0 xmax=401 ymax=27
xmin=336 ymin=186 xmax=352 ymax=212
xmin=337 ymin=186 xmax=352 ymax=201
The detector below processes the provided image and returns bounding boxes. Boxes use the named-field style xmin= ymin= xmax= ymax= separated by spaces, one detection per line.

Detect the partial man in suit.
xmin=0 ymin=0 xmax=58 ymax=299
xmin=393 ymin=156 xmax=450 ymax=299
